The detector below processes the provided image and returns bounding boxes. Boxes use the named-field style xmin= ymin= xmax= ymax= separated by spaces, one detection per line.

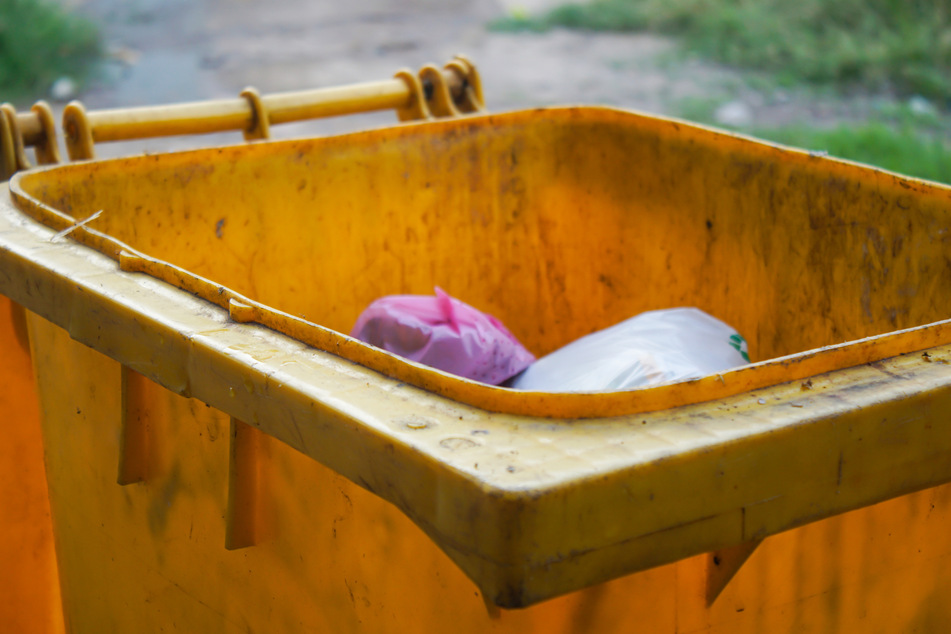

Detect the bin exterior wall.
xmin=26 ymin=314 xmax=679 ymax=633
xmin=24 ymin=312 xmax=951 ymax=632
xmin=0 ymin=297 xmax=63 ymax=633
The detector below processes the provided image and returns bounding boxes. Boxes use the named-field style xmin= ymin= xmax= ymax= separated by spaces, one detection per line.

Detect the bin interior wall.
xmin=21 ymin=109 xmax=951 ymax=362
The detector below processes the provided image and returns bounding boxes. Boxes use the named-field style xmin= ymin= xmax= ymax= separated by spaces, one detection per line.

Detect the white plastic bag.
xmin=508 ymin=307 xmax=749 ymax=392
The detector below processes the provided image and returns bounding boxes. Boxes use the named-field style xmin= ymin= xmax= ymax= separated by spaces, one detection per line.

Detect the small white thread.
xmin=50 ymin=209 xmax=103 ymax=242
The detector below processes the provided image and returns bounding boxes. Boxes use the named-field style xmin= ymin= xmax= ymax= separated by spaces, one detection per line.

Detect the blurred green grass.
xmin=757 ymin=124 xmax=951 ymax=184
xmin=494 ymin=0 xmax=951 ymax=183
xmin=677 ymin=97 xmax=951 ymax=183
xmin=492 ymin=0 xmax=951 ymax=104
xmin=0 ymin=0 xmax=102 ymax=100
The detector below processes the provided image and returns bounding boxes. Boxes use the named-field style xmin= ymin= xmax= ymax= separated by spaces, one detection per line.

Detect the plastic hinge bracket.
xmin=118 ymin=367 xmax=151 ymax=485
xmin=706 ymin=538 xmax=763 ymax=605
xmin=225 ymin=418 xmax=268 ymax=549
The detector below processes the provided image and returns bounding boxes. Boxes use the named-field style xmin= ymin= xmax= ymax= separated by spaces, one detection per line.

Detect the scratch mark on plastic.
xmin=834 ymin=451 xmax=844 ymax=488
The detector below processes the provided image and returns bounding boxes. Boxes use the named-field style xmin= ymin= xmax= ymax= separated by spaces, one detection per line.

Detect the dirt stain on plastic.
xmin=148 ymin=461 xmax=183 ymax=536
xmin=439 ymin=437 xmax=479 ymax=451
xmin=400 ymin=416 xmax=437 ymax=431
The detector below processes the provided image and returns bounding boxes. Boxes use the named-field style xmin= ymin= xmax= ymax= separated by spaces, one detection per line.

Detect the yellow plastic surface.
xmin=5 ymin=106 xmax=951 ymax=629
xmin=0 ymin=298 xmax=63 ymax=633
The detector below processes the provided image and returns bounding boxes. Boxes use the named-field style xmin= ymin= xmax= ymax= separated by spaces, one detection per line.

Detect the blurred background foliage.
xmin=494 ymin=0 xmax=951 ymax=183
xmin=2 ymin=0 xmax=950 ymax=183
xmin=0 ymin=0 xmax=102 ymax=100
xmin=494 ymin=0 xmax=951 ymax=102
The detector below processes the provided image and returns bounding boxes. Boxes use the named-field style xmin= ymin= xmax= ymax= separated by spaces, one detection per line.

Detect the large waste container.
xmin=5 ymin=105 xmax=951 ymax=632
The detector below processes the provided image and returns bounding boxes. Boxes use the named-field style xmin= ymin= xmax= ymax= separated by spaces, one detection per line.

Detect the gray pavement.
xmin=53 ymin=0 xmax=741 ymax=156
xmin=42 ymin=0 xmax=886 ymax=159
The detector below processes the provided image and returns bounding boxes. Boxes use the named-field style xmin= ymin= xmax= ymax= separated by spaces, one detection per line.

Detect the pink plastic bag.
xmin=351 ymin=287 xmax=535 ymax=385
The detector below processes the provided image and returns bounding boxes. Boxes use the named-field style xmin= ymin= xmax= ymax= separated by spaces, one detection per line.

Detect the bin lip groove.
xmin=10 ymin=105 xmax=951 ymax=419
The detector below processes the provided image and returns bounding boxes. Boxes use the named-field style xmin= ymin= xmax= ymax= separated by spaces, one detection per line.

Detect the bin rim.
xmin=10 ymin=105 xmax=951 ymax=419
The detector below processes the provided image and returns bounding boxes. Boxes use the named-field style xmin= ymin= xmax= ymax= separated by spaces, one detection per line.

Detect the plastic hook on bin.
xmin=0 ymin=108 xmax=15 ymax=181
xmin=1 ymin=104 xmax=32 ymax=172
xmin=0 ymin=101 xmax=60 ymax=180
xmin=63 ymin=101 xmax=96 ymax=160
xmin=240 ymin=87 xmax=272 ymax=141
xmin=444 ymin=56 xmax=486 ymax=114
xmin=30 ymin=102 xmax=62 ymax=166
xmin=393 ymin=69 xmax=433 ymax=122
xmin=418 ymin=64 xmax=463 ymax=119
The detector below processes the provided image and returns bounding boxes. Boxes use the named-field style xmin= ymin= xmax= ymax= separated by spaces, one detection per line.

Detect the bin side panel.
xmin=24 ymin=314 xmax=683 ymax=633
xmin=23 ymin=299 xmax=951 ymax=632
xmin=0 ymin=297 xmax=64 ymax=633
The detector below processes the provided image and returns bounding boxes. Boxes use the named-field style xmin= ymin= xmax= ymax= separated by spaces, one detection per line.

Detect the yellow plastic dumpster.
xmin=5 ymin=104 xmax=951 ymax=632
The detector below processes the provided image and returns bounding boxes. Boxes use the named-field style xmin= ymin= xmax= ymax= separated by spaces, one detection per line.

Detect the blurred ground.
xmin=55 ymin=0 xmax=882 ymax=156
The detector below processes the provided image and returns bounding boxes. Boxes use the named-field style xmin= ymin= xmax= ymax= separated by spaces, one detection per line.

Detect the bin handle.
xmin=1 ymin=57 xmax=485 ymax=170
xmin=61 ymin=57 xmax=483 ymax=160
